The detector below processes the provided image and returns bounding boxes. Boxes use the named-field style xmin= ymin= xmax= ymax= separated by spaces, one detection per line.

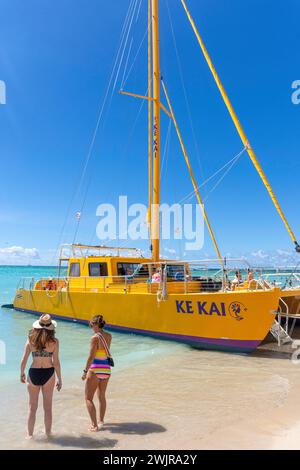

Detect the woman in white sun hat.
xmin=20 ymin=314 xmax=62 ymax=439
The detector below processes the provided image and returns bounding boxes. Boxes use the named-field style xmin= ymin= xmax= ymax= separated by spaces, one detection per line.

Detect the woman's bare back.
xmin=29 ymin=339 xmax=57 ymax=369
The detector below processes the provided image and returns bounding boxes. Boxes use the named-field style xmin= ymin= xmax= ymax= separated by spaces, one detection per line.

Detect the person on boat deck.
xmin=82 ymin=315 xmax=112 ymax=432
xmin=247 ymin=269 xmax=254 ymax=283
xmin=20 ymin=314 xmax=62 ymax=439
xmin=46 ymin=277 xmax=55 ymax=291
xmin=151 ymin=268 xmax=162 ymax=283
xmin=125 ymin=268 xmax=134 ymax=281
xmin=231 ymin=270 xmax=243 ymax=289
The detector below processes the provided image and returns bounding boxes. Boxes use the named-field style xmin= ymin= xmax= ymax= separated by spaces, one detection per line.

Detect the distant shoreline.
xmin=0 ymin=264 xmax=299 ymax=271
xmin=0 ymin=265 xmax=58 ymax=268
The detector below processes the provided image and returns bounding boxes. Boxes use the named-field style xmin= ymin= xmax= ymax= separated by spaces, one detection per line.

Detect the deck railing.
xmin=261 ymin=272 xmax=300 ymax=290
xmin=16 ymin=258 xmax=300 ymax=296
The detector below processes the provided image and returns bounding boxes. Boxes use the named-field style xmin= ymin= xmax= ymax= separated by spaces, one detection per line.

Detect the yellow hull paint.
xmin=14 ymin=287 xmax=280 ymax=352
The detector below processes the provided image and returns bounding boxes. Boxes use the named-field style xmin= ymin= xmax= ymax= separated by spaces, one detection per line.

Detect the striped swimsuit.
xmin=90 ymin=334 xmax=111 ymax=380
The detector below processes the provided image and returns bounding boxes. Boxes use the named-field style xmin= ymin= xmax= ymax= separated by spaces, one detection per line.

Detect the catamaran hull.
xmin=13 ymin=288 xmax=280 ymax=353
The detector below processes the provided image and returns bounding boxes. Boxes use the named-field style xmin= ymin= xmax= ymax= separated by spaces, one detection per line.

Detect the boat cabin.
xmin=34 ymin=244 xmax=205 ymax=294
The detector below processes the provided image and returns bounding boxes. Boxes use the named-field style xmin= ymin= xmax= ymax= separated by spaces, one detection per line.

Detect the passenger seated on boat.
xmin=247 ymin=269 xmax=254 ymax=283
xmin=46 ymin=278 xmax=56 ymax=291
xmin=125 ymin=268 xmax=134 ymax=282
xmin=231 ymin=271 xmax=243 ymax=290
xmin=151 ymin=269 xmax=162 ymax=283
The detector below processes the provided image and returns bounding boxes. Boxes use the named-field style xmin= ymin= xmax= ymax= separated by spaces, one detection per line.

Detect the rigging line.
xmin=177 ymin=147 xmax=247 ymax=206
xmin=121 ymin=86 xmax=148 ymax=156
xmin=165 ymin=0 xmax=206 ymax=191
xmin=117 ymin=0 xmax=140 ymax=88
xmin=108 ymin=0 xmax=137 ymax=96
xmin=75 ymin=0 xmax=138 ymax=198
xmin=106 ymin=109 xmax=150 ymax=248
xmin=180 ymin=149 xmax=245 ymax=205
xmin=178 ymin=153 xmax=242 ymax=205
xmin=203 ymin=149 xmax=245 ymax=202
xmin=116 ymin=121 xmax=180 ymax=248
xmin=72 ymin=173 xmax=92 ymax=244
xmin=179 ymin=152 xmax=242 ymax=206
xmin=122 ymin=26 xmax=149 ymax=88
xmin=161 ymin=121 xmax=172 ymax=180
xmin=82 ymin=81 xmax=140 ymax=247
xmin=135 ymin=0 xmax=143 ymax=22
xmin=163 ymin=124 xmax=172 ymax=180
xmin=89 ymin=86 xmax=148 ymax=252
xmin=112 ymin=0 xmax=139 ymax=94
xmin=160 ymin=119 xmax=172 ymax=179
xmin=121 ymin=38 xmax=134 ymax=90
xmin=108 ymin=0 xmax=136 ymax=94
xmin=70 ymin=0 xmax=136 ymax=200
xmin=52 ymin=0 xmax=137 ymax=261
xmin=183 ymin=151 xmax=242 ymax=205
xmin=87 ymin=88 xmax=148 ymax=248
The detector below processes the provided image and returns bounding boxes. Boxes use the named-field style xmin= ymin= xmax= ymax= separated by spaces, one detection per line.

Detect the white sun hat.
xmin=32 ymin=314 xmax=57 ymax=331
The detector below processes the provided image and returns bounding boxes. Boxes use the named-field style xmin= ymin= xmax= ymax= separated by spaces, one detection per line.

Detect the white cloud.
xmin=276 ymin=249 xmax=292 ymax=257
xmin=0 ymin=246 xmax=40 ymax=263
xmin=251 ymin=249 xmax=269 ymax=259
xmin=241 ymin=248 xmax=300 ymax=268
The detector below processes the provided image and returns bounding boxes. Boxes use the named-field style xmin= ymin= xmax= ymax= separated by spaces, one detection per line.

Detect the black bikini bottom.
xmin=29 ymin=367 xmax=55 ymax=386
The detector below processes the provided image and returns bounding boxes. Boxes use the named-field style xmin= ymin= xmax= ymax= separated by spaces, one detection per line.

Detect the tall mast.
xmin=151 ymin=0 xmax=161 ymax=262
xmin=148 ymin=0 xmax=153 ymax=254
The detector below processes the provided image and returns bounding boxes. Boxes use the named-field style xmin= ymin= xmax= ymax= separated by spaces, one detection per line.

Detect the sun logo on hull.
xmin=228 ymin=302 xmax=247 ymax=321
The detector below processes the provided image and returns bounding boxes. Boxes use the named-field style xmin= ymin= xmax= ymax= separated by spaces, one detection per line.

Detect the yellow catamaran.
xmin=13 ymin=0 xmax=300 ymax=352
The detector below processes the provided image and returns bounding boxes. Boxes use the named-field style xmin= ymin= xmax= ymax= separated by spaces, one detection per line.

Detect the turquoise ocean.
xmin=0 ymin=263 xmax=296 ymax=390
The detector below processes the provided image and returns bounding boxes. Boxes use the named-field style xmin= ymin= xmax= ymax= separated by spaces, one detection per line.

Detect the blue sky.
xmin=0 ymin=0 xmax=299 ymax=266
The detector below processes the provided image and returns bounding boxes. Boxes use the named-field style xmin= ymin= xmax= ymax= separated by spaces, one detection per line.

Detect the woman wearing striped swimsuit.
xmin=82 ymin=315 xmax=112 ymax=432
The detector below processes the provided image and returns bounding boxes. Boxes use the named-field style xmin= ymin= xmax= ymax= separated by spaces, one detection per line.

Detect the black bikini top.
xmin=32 ymin=350 xmax=53 ymax=358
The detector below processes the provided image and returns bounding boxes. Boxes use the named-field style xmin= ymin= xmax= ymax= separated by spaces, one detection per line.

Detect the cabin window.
xmin=89 ymin=262 xmax=108 ymax=277
xmin=69 ymin=262 xmax=80 ymax=277
xmin=166 ymin=264 xmax=185 ymax=280
xmin=117 ymin=263 xmax=149 ymax=277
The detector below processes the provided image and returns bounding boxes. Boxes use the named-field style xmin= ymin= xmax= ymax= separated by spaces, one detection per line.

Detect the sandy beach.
xmin=1 ymin=332 xmax=300 ymax=450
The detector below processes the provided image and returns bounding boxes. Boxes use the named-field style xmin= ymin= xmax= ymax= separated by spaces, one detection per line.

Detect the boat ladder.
xmin=270 ymin=320 xmax=293 ymax=346
xmin=270 ymin=298 xmax=294 ymax=347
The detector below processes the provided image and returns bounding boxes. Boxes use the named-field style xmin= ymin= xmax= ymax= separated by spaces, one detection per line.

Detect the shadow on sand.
xmin=49 ymin=434 xmax=118 ymax=449
xmin=251 ymin=348 xmax=293 ymax=360
xmin=104 ymin=421 xmax=166 ymax=435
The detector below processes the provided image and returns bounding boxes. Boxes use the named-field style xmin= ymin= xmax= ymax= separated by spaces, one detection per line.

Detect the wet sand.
xmin=1 ymin=334 xmax=300 ymax=450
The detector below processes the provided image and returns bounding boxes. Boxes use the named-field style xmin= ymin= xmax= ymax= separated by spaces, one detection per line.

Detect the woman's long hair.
xmin=29 ymin=329 xmax=56 ymax=351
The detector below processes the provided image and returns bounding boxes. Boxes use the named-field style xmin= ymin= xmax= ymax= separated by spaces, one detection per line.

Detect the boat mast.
xmin=151 ymin=0 xmax=161 ymax=262
xmin=148 ymin=0 xmax=153 ymax=255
